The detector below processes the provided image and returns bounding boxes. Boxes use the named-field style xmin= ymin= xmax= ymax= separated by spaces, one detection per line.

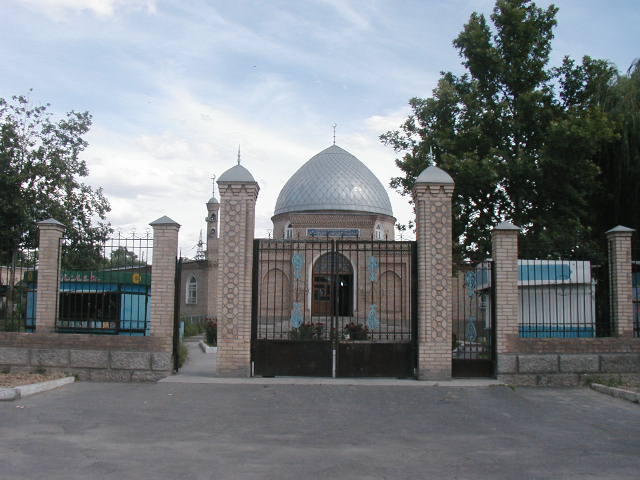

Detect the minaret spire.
xmin=237 ymin=145 xmax=241 ymax=165
xmin=210 ymin=174 xmax=216 ymax=197
xmin=332 ymin=123 xmax=337 ymax=145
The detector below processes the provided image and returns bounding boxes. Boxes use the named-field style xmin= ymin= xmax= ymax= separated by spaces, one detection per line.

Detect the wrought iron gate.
xmin=452 ymin=261 xmax=496 ymax=377
xmin=251 ymin=238 xmax=417 ymax=377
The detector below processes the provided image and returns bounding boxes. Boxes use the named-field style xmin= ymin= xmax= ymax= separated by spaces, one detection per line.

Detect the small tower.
xmin=206 ymin=174 xmax=220 ymax=259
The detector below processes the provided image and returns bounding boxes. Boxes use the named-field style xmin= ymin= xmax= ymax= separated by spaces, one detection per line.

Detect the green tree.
xmin=109 ymin=246 xmax=146 ymax=268
xmin=382 ymin=0 xmax=617 ymax=261
xmin=0 ymin=93 xmax=111 ymax=261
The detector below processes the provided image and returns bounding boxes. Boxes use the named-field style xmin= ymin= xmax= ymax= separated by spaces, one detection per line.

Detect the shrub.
xmin=289 ymin=323 xmax=324 ymax=340
xmin=205 ymin=320 xmax=217 ymax=346
xmin=343 ymin=322 xmax=369 ymax=340
xmin=183 ymin=321 xmax=203 ymax=337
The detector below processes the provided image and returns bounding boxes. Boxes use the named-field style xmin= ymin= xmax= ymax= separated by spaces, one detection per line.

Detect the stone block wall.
xmin=497 ymin=333 xmax=640 ymax=386
xmin=0 ymin=333 xmax=171 ymax=382
xmin=499 ymin=353 xmax=640 ymax=386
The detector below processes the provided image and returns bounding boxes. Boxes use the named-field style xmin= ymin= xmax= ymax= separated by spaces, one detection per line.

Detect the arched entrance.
xmin=312 ymin=252 xmax=353 ymax=317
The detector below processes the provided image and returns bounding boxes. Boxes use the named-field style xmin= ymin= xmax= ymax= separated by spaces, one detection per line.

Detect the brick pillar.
xmin=492 ymin=222 xmax=520 ymax=358
xmin=216 ymin=165 xmax=259 ymax=377
xmin=606 ymin=226 xmax=635 ymax=337
xmin=150 ymin=216 xmax=180 ymax=352
xmin=412 ymin=166 xmax=454 ymax=380
xmin=35 ymin=219 xmax=65 ymax=333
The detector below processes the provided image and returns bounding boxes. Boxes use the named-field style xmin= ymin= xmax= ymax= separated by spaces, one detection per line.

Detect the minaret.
xmin=206 ymin=174 xmax=220 ymax=256
xmin=206 ymin=174 xmax=220 ymax=320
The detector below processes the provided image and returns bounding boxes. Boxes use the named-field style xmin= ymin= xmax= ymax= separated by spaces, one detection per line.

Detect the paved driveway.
xmin=1 ymin=381 xmax=638 ymax=479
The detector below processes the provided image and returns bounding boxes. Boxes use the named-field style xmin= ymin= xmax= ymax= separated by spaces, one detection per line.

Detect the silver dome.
xmin=274 ymin=145 xmax=394 ymax=217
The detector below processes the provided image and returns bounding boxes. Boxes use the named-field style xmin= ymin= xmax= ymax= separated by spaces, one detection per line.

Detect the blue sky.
xmin=1 ymin=0 xmax=638 ymax=255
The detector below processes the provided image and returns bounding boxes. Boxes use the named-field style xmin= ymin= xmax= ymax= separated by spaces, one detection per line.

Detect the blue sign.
xmin=291 ymin=252 xmax=304 ymax=280
xmin=307 ymin=228 xmax=360 ymax=238
xmin=290 ymin=302 xmax=303 ymax=328
xmin=465 ymin=317 xmax=477 ymax=342
xmin=368 ymin=255 xmax=379 ymax=282
xmin=465 ymin=271 xmax=476 ymax=297
xmin=367 ymin=304 xmax=379 ymax=329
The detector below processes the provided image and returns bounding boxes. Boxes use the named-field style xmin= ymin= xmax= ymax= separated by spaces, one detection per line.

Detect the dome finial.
xmin=429 ymin=145 xmax=436 ymax=166
xmin=332 ymin=123 xmax=337 ymax=145
xmin=237 ymin=145 xmax=241 ymax=165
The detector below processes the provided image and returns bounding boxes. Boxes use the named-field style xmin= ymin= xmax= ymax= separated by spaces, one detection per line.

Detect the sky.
xmin=1 ymin=0 xmax=639 ymax=257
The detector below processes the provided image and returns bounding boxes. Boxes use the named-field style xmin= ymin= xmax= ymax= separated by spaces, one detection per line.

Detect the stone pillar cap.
xmin=149 ymin=216 xmax=181 ymax=227
xmin=37 ymin=218 xmax=64 ymax=226
xmin=415 ymin=165 xmax=454 ymax=184
xmin=493 ymin=221 xmax=520 ymax=231
xmin=605 ymin=225 xmax=635 ymax=234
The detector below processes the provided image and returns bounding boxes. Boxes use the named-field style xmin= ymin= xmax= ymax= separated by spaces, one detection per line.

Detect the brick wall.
xmin=492 ymin=224 xmax=640 ymax=385
xmin=0 ymin=217 xmax=179 ymax=382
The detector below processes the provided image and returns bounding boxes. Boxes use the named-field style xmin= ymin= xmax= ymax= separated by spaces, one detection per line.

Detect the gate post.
xmin=492 ymin=222 xmax=520 ymax=362
xmin=606 ymin=226 xmax=635 ymax=337
xmin=35 ymin=218 xmax=65 ymax=333
xmin=149 ymin=216 xmax=181 ymax=352
xmin=216 ymin=163 xmax=259 ymax=377
xmin=412 ymin=166 xmax=454 ymax=380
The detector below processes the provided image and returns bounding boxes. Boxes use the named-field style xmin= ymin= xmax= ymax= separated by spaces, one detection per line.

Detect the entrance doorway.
xmin=312 ymin=252 xmax=353 ymax=316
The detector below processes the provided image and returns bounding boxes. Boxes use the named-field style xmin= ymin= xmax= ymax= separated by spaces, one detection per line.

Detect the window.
xmin=285 ymin=223 xmax=293 ymax=239
xmin=374 ymin=224 xmax=384 ymax=240
xmin=186 ymin=276 xmax=197 ymax=304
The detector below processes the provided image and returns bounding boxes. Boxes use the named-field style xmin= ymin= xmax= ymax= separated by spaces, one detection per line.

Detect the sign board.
xmin=307 ymin=228 xmax=360 ymax=238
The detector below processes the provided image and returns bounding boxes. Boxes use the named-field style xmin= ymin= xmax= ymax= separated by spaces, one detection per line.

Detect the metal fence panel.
xmin=0 ymin=242 xmax=37 ymax=332
xmin=55 ymin=234 xmax=153 ymax=335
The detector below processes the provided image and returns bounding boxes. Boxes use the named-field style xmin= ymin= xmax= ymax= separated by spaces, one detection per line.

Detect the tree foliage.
xmin=382 ymin=0 xmax=625 ymax=261
xmin=0 ymin=93 xmax=110 ymax=257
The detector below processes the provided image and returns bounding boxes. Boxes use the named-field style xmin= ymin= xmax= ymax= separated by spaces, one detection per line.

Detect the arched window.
xmin=186 ymin=276 xmax=197 ymax=304
xmin=374 ymin=224 xmax=384 ymax=240
xmin=285 ymin=223 xmax=293 ymax=239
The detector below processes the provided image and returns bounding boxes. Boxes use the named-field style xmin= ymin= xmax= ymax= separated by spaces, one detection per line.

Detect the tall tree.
xmin=0 ymin=93 xmax=111 ymax=261
xmin=592 ymin=60 xmax=640 ymax=244
xmin=382 ymin=0 xmax=617 ymax=261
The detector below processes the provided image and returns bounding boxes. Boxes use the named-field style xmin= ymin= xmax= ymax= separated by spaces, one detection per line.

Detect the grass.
xmin=177 ymin=342 xmax=189 ymax=368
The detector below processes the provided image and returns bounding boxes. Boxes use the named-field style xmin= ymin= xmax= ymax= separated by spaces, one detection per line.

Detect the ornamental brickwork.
xmin=216 ymin=182 xmax=259 ymax=376
xmin=413 ymin=180 xmax=454 ymax=380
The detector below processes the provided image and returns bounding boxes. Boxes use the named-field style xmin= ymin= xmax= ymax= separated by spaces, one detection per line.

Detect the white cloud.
xmin=364 ymin=107 xmax=412 ymax=135
xmin=18 ymin=0 xmax=156 ymax=20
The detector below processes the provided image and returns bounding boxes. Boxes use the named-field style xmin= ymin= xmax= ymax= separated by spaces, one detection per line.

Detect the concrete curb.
xmin=0 ymin=377 xmax=75 ymax=401
xmin=160 ymin=375 xmax=504 ymax=386
xmin=198 ymin=340 xmax=218 ymax=354
xmin=590 ymin=383 xmax=640 ymax=404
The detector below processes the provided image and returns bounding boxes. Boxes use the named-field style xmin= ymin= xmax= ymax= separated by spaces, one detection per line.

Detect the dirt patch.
xmin=0 ymin=372 xmax=66 ymax=388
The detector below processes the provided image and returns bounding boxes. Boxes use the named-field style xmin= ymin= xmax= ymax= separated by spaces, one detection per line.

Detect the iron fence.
xmin=518 ymin=259 xmax=610 ymax=338
xmin=252 ymin=238 xmax=417 ymax=377
xmin=452 ymin=261 xmax=494 ymax=377
xmin=55 ymin=233 xmax=153 ymax=335
xmin=633 ymin=237 xmax=639 ymax=336
xmin=0 ymin=241 xmax=37 ymax=332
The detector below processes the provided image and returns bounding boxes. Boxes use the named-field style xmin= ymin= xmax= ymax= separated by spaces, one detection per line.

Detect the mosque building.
xmin=178 ymin=144 xmax=398 ymax=322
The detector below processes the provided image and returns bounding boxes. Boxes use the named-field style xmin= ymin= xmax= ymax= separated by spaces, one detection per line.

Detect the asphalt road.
xmin=1 ymin=382 xmax=639 ymax=480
